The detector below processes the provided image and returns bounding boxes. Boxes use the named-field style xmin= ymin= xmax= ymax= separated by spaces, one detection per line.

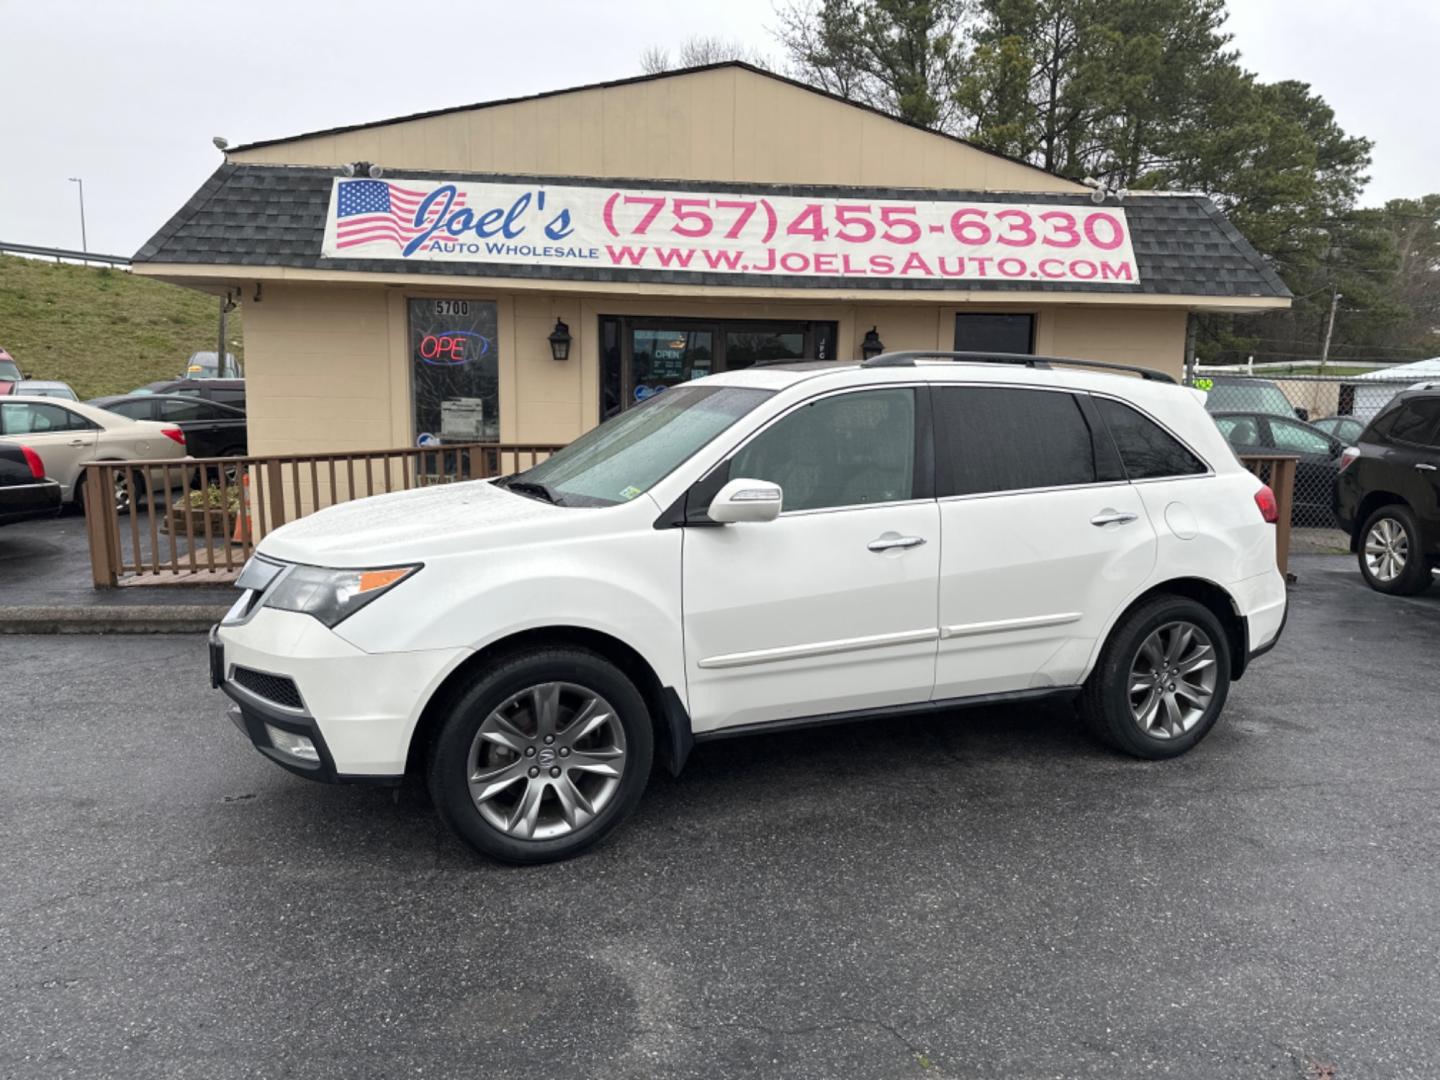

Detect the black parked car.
xmin=89 ymin=394 xmax=247 ymax=460
xmin=0 ymin=438 xmax=62 ymax=526
xmin=132 ymin=378 xmax=246 ymax=410
xmin=1211 ymin=410 xmax=1343 ymax=527
xmin=1334 ymin=389 xmax=1440 ymax=595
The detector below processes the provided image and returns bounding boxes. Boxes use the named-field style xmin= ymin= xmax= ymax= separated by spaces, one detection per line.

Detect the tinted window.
xmin=161 ymin=398 xmax=219 ymax=421
xmin=1214 ymin=415 xmax=1262 ymax=449
xmin=107 ymin=399 xmax=155 ymax=420
xmin=1269 ymin=418 xmax=1336 ymax=457
xmin=0 ymin=402 xmax=94 ymax=434
xmin=1379 ymin=398 xmax=1440 ymax=447
xmin=1097 ymin=397 xmax=1207 ymax=478
xmin=729 ymin=388 xmax=915 ymax=511
xmin=210 ymin=389 xmax=246 ymax=408
xmin=934 ymin=387 xmax=1098 ymax=496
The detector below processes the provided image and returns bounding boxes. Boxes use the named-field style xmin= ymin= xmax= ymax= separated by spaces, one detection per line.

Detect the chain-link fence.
xmin=1190 ymin=369 xmax=1431 ymax=532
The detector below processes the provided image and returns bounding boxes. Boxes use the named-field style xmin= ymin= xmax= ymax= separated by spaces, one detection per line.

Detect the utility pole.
xmin=1319 ymin=287 xmax=1342 ymax=372
xmin=217 ymin=293 xmax=235 ymax=379
xmin=67 ymin=177 xmax=87 ymax=257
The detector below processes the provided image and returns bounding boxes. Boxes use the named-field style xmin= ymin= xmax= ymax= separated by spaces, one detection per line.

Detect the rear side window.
xmin=1094 ymin=397 xmax=1207 ymax=479
xmin=934 ymin=387 xmax=1103 ymax=496
xmin=1376 ymin=397 xmax=1440 ymax=448
xmin=107 ymin=399 xmax=154 ymax=420
xmin=211 ymin=389 xmax=246 ymax=408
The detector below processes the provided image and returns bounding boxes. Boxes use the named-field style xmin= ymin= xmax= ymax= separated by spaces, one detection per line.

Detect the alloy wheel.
xmin=1127 ymin=621 xmax=1218 ymax=739
xmin=466 ymin=681 xmax=627 ymax=840
xmin=1364 ymin=517 xmax=1408 ymax=582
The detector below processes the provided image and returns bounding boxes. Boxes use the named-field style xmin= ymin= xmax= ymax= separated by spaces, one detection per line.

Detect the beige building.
xmin=135 ymin=63 xmax=1289 ymax=454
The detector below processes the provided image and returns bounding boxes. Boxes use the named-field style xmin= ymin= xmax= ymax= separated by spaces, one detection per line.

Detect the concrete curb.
xmin=0 ymin=606 xmax=228 ymax=634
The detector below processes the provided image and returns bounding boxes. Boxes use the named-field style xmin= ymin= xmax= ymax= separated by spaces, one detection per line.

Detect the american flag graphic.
xmin=333 ymin=180 xmax=467 ymax=250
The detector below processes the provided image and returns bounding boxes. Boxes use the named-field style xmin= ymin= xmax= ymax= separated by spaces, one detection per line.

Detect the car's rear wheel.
xmin=1358 ymin=504 xmax=1432 ymax=595
xmin=427 ymin=648 xmax=653 ymax=863
xmin=1079 ymin=595 xmax=1232 ymax=759
xmin=76 ymin=465 xmax=144 ymax=516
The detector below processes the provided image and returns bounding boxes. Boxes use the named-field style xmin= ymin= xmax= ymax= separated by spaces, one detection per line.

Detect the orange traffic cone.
xmin=231 ymin=472 xmax=252 ymax=545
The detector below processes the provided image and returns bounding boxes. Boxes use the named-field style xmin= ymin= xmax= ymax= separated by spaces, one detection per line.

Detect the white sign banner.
xmin=321 ymin=178 xmax=1140 ymax=285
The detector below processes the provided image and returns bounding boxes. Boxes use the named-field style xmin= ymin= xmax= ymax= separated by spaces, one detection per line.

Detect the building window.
xmin=954 ymin=313 xmax=1034 ymax=355
xmin=409 ymin=298 xmax=499 ymax=444
xmin=599 ymin=316 xmax=837 ymax=420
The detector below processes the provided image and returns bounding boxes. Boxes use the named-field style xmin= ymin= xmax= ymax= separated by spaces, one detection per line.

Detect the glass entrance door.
xmin=600 ymin=316 xmax=837 ymax=418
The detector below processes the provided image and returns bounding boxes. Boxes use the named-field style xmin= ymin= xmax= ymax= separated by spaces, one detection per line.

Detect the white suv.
xmin=211 ymin=352 xmax=1287 ymax=863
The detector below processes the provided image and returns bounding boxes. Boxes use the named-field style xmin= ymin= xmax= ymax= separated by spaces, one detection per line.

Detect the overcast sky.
xmin=2 ymin=0 xmax=1435 ymax=257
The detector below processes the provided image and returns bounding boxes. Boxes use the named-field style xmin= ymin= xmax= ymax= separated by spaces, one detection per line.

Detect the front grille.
xmin=231 ymin=666 xmax=304 ymax=711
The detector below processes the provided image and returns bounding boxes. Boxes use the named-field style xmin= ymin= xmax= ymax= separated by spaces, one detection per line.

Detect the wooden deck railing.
xmin=83 ymin=443 xmax=561 ymax=587
xmin=1237 ymin=453 xmax=1299 ymax=578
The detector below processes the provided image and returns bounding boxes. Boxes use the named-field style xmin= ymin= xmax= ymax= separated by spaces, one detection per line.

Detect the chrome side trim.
xmin=697 ymin=627 xmax=940 ymax=670
xmin=940 ymin=612 xmax=1082 ymax=639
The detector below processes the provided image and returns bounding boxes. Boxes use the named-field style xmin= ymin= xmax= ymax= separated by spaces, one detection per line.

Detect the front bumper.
xmin=209 ymin=609 xmax=471 ymax=780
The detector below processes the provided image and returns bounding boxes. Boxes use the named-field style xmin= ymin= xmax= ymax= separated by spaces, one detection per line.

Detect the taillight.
xmin=1338 ymin=446 xmax=1361 ymax=474
xmin=21 ymin=444 xmax=45 ymax=479
xmin=161 ymin=426 xmax=186 ymax=446
xmin=1254 ymin=485 xmax=1279 ymax=524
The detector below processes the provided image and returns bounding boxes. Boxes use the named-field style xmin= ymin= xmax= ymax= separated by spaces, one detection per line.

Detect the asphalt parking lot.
xmin=2 ymin=553 xmax=1439 ymax=1079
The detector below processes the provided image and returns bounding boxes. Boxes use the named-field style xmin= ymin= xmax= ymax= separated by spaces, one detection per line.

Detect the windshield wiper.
xmin=502 ymin=478 xmax=565 ymax=506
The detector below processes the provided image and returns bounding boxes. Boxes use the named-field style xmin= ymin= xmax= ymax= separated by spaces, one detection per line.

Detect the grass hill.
xmin=0 ymin=254 xmax=243 ymax=399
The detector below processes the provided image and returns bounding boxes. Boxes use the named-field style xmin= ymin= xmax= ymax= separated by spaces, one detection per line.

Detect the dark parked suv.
xmin=1334 ymin=389 xmax=1440 ymax=595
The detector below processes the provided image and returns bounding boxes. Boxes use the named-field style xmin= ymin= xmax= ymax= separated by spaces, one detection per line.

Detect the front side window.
xmin=728 ymin=388 xmax=916 ymax=512
xmin=934 ymin=386 xmax=1101 ymax=496
xmin=515 ymin=385 xmax=773 ymax=507
xmin=1095 ymin=397 xmax=1208 ymax=478
xmin=1214 ymin=415 xmax=1262 ymax=449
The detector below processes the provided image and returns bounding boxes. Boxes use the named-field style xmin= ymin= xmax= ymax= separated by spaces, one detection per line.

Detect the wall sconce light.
xmin=548 ymin=318 xmax=573 ymax=361
xmin=861 ymin=326 xmax=885 ymax=360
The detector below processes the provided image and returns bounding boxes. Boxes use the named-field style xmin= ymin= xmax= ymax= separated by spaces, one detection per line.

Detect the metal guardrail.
xmin=83 ymin=443 xmax=561 ymax=587
xmin=0 ymin=240 xmax=131 ymax=266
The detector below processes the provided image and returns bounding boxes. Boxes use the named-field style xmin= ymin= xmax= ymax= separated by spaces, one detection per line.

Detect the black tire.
xmin=75 ymin=465 xmax=143 ymax=516
xmin=427 ymin=648 xmax=654 ymax=864
xmin=1357 ymin=504 xmax=1433 ymax=596
xmin=1079 ymin=595 xmax=1232 ymax=760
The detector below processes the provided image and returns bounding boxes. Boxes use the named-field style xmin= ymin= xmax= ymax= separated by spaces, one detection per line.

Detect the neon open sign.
xmin=417 ymin=330 xmax=491 ymax=366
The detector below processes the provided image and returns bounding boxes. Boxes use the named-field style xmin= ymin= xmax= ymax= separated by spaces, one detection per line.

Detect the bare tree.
xmin=638 ymin=34 xmax=771 ymax=74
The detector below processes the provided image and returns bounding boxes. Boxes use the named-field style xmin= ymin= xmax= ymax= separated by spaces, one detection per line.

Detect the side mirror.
xmin=1295 ymin=406 xmax=1309 ymax=421
xmin=707 ymin=478 xmax=782 ymax=523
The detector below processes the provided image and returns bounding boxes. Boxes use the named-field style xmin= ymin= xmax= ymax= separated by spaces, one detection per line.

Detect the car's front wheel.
xmin=1358 ymin=504 xmax=1433 ymax=596
xmin=427 ymin=648 xmax=654 ymax=863
xmin=1079 ymin=595 xmax=1232 ymax=759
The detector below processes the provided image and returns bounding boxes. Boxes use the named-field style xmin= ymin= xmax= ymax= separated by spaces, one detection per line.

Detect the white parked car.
xmin=212 ymin=352 xmax=1287 ymax=863
xmin=0 ymin=396 xmax=190 ymax=512
xmin=14 ymin=379 xmax=79 ymax=401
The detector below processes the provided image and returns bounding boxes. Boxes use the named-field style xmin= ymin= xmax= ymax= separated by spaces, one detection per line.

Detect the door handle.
xmin=1090 ymin=509 xmax=1139 ymax=527
xmin=68 ymin=439 xmax=86 ymax=447
xmin=868 ymin=535 xmax=926 ymax=552
xmin=1416 ymin=463 xmax=1437 ymax=472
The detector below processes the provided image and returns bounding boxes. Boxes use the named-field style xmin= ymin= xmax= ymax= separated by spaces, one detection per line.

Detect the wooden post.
xmin=84 ymin=464 xmax=118 ymax=587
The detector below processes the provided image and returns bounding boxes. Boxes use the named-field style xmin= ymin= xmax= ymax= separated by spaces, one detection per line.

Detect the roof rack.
xmin=860 ymin=350 xmax=1178 ymax=384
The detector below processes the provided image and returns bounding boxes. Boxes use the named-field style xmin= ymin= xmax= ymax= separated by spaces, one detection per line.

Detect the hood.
xmin=257 ymin=479 xmax=568 ymax=566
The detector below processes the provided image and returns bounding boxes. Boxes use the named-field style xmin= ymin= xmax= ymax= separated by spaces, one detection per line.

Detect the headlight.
xmin=262 ymin=564 xmax=420 ymax=627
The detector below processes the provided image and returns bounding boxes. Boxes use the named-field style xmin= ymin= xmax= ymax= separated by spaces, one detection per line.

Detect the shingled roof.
xmin=135 ymin=163 xmax=1290 ymax=300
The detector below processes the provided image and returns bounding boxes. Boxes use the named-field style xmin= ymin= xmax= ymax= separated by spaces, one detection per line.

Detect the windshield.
xmin=512 ymin=385 xmax=774 ymax=506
